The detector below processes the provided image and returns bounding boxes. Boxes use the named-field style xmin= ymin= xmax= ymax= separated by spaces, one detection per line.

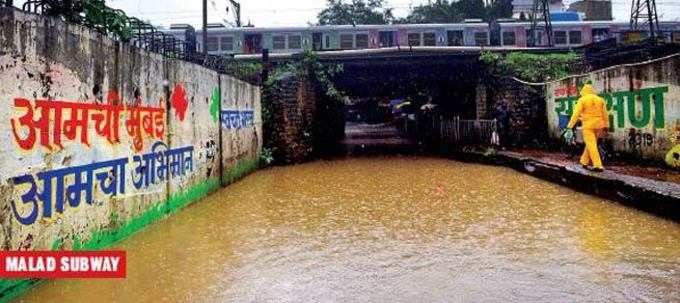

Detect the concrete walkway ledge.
xmin=450 ymin=150 xmax=680 ymax=222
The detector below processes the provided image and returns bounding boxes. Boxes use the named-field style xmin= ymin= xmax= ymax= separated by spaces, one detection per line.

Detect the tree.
xmin=400 ymin=0 xmax=462 ymax=24
xmin=401 ymin=0 xmax=513 ymax=24
xmin=486 ymin=0 xmax=513 ymax=20
xmin=317 ymin=0 xmax=394 ymax=25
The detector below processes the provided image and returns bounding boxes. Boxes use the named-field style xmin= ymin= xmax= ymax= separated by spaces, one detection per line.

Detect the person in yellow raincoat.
xmin=566 ymin=84 xmax=609 ymax=172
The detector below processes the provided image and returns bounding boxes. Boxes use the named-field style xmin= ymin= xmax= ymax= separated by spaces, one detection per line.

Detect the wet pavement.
xmin=515 ymin=149 xmax=680 ymax=184
xmin=342 ymin=122 xmax=416 ymax=155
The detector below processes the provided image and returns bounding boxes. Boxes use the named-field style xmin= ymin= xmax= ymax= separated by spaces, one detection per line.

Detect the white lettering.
xmin=59 ymin=256 xmax=120 ymax=272
xmin=109 ymin=257 xmax=119 ymax=271
xmin=90 ymin=257 xmax=103 ymax=271
xmin=60 ymin=256 xmax=69 ymax=271
xmin=5 ymin=256 xmax=20 ymax=271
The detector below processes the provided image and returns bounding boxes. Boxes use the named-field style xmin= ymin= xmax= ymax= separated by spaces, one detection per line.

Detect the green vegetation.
xmin=402 ymin=0 xmax=512 ymax=24
xmin=226 ymin=61 xmax=263 ymax=83
xmin=262 ymin=51 xmax=346 ymax=162
xmin=317 ymin=0 xmax=395 ymax=25
xmin=316 ymin=0 xmax=513 ymax=25
xmin=480 ymin=51 xmax=583 ymax=82
xmin=41 ymin=0 xmax=133 ymax=40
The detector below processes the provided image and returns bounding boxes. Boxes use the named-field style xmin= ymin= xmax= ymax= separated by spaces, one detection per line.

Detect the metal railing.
xmin=3 ymin=0 xmax=260 ymax=84
xmin=436 ymin=116 xmax=497 ymax=146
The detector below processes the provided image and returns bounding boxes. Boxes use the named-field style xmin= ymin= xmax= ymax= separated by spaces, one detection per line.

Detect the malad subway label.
xmin=0 ymin=251 xmax=126 ymax=278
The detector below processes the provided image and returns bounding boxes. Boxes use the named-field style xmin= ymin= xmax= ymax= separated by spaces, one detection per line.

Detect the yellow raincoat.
xmin=567 ymin=84 xmax=609 ymax=169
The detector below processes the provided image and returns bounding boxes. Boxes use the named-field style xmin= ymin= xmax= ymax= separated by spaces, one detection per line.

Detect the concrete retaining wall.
xmin=0 ymin=7 xmax=261 ymax=298
xmin=546 ymin=54 xmax=680 ymax=167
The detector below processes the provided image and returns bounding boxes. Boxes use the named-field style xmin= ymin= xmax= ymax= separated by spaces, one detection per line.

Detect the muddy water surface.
xmin=18 ymin=157 xmax=680 ymax=302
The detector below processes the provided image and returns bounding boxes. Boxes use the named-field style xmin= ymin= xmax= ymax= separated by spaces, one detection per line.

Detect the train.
xmin=161 ymin=19 xmax=680 ymax=56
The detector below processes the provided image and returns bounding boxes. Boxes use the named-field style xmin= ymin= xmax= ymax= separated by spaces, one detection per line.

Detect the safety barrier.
xmin=437 ymin=116 xmax=498 ymax=146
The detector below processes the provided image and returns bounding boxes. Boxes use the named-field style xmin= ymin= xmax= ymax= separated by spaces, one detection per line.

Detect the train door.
xmin=489 ymin=20 xmax=501 ymax=46
xmin=591 ymin=28 xmax=610 ymax=43
xmin=244 ymin=34 xmax=262 ymax=54
xmin=322 ymin=33 xmax=332 ymax=50
xmin=312 ymin=32 xmax=323 ymax=50
xmin=447 ymin=30 xmax=464 ymax=46
xmin=379 ymin=31 xmax=395 ymax=47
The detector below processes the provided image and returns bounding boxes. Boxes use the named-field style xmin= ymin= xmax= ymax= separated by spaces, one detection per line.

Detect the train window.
xmin=288 ymin=35 xmax=302 ymax=49
xmin=474 ymin=32 xmax=488 ymax=46
xmin=340 ymin=34 xmax=354 ymax=49
xmin=207 ymin=37 xmax=218 ymax=52
xmin=554 ymin=31 xmax=567 ymax=45
xmin=273 ymin=35 xmax=286 ymax=50
xmin=592 ymin=28 xmax=610 ymax=42
xmin=423 ymin=33 xmax=436 ymax=46
xmin=220 ymin=36 xmax=233 ymax=51
xmin=568 ymin=31 xmax=582 ymax=45
xmin=502 ymin=31 xmax=516 ymax=46
xmin=408 ymin=33 xmax=421 ymax=46
xmin=447 ymin=31 xmax=463 ymax=46
xmin=355 ymin=34 xmax=369 ymax=49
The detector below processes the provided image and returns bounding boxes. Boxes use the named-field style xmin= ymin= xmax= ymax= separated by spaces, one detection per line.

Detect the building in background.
xmin=512 ymin=0 xmax=567 ymax=20
xmin=568 ymin=0 xmax=613 ymax=21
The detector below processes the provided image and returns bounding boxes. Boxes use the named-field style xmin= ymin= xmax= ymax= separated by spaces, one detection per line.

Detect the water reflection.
xmin=18 ymin=157 xmax=680 ymax=302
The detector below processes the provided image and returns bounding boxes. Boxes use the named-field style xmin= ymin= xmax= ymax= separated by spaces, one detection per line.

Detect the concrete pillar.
xmin=475 ymin=82 xmax=488 ymax=119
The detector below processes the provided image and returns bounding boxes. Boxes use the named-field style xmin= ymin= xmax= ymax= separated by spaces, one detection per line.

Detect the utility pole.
xmin=228 ymin=0 xmax=241 ymax=27
xmin=630 ymin=0 xmax=661 ymax=40
xmin=529 ymin=0 xmax=553 ymax=47
xmin=203 ymin=0 xmax=208 ymax=55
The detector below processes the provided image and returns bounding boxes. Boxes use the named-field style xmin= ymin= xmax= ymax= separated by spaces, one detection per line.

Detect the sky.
xmin=13 ymin=0 xmax=680 ymax=28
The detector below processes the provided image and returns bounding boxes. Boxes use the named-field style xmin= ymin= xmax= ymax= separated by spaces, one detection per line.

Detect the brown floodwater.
xmin=16 ymin=157 xmax=680 ymax=302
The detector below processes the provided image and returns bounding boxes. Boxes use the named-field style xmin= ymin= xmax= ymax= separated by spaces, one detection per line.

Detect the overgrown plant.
xmin=39 ymin=0 xmax=133 ymax=41
xmin=480 ymin=51 xmax=582 ymax=82
xmin=261 ymin=50 xmax=347 ymax=163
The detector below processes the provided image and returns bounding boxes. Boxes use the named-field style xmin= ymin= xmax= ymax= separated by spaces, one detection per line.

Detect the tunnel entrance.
xmin=321 ymin=51 xmax=487 ymax=155
xmin=261 ymin=50 xmax=505 ymax=164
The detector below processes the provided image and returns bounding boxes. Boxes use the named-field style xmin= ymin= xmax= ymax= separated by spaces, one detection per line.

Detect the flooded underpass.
xmin=17 ymin=157 xmax=680 ymax=302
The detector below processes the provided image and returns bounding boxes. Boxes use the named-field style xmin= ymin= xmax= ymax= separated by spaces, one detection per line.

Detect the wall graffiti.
xmin=10 ymin=97 xmax=166 ymax=152
xmin=10 ymin=143 xmax=195 ymax=225
xmin=210 ymin=88 xmax=220 ymax=122
xmin=0 ymin=9 xmax=263 ymax=260
xmin=553 ymin=86 xmax=668 ymax=131
xmin=170 ymin=84 xmax=189 ymax=122
xmin=628 ymin=129 xmax=655 ymax=149
xmin=220 ymin=109 xmax=255 ymax=129
xmin=203 ymin=139 xmax=217 ymax=178
xmin=666 ymin=130 xmax=680 ymax=168
xmin=546 ymin=54 xmax=680 ymax=165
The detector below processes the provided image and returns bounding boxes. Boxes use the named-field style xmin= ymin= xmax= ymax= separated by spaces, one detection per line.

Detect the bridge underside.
xmin=322 ymin=52 xmax=485 ymax=119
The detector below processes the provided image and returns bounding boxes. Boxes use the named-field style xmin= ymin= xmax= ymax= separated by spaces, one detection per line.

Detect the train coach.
xmin=162 ymin=20 xmax=680 ymax=56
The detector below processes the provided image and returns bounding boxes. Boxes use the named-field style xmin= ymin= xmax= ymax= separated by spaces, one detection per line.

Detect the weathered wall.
xmin=546 ymin=54 xmax=680 ymax=167
xmin=220 ymin=74 xmax=262 ymax=181
xmin=487 ymin=79 xmax=547 ymax=146
xmin=0 ymin=7 xmax=261 ymax=297
xmin=264 ymin=72 xmax=316 ymax=164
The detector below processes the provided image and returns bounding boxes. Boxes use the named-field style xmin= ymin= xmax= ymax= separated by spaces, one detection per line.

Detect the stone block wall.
xmin=486 ymin=79 xmax=547 ymax=146
xmin=264 ymin=72 xmax=316 ymax=164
